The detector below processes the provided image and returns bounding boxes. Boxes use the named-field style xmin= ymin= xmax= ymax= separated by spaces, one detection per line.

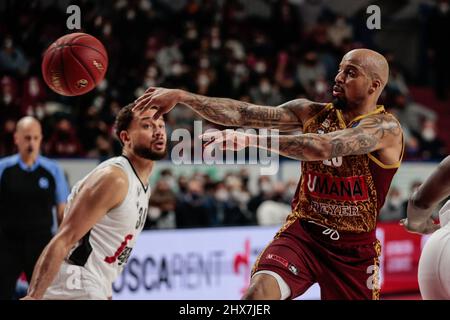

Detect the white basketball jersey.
xmin=63 ymin=156 xmax=150 ymax=287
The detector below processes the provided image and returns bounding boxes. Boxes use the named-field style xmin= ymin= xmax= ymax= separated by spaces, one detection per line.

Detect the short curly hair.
xmin=114 ymin=103 xmax=135 ymax=145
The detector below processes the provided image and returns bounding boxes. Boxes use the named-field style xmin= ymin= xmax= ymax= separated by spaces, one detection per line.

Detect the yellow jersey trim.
xmin=368 ymin=131 xmax=405 ymax=169
xmin=348 ymin=105 xmax=386 ymax=127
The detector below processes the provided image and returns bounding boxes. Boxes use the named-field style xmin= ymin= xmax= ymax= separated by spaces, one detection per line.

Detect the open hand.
xmin=133 ymin=87 xmax=183 ymax=119
xmin=400 ymin=217 xmax=440 ymax=235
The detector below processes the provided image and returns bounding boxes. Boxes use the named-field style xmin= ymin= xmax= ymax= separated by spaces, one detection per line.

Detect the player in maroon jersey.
xmin=134 ymin=48 xmax=404 ymax=300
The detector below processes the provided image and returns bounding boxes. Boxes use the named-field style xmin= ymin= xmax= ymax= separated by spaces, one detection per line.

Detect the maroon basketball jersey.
xmin=289 ymin=104 xmax=404 ymax=233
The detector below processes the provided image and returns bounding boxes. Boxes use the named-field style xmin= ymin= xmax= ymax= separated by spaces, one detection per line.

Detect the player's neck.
xmin=342 ymin=99 xmax=378 ymax=124
xmin=122 ymin=152 xmax=153 ymax=186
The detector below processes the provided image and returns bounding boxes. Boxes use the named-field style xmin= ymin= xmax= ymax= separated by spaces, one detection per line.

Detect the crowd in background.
xmin=1 ymin=0 xmax=449 ymax=227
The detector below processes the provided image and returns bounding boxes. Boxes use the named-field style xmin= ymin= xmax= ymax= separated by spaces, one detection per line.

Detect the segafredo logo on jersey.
xmin=170 ymin=121 xmax=279 ymax=175
xmin=304 ymin=172 xmax=369 ymax=201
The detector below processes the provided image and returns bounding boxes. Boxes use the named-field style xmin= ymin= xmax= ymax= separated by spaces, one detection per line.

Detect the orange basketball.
xmin=41 ymin=33 xmax=108 ymax=96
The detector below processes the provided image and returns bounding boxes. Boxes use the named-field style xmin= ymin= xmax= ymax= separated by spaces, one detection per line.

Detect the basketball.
xmin=41 ymin=33 xmax=108 ymax=96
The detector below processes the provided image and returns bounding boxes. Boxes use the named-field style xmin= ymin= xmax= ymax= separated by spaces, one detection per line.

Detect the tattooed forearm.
xmin=328 ymin=115 xmax=402 ymax=158
xmin=329 ymin=128 xmax=378 ymax=157
xmin=182 ymin=94 xmax=247 ymax=126
xmin=239 ymin=106 xmax=283 ymax=126
xmin=180 ymin=92 xmax=303 ymax=129
xmin=252 ymin=114 xmax=402 ymax=161
xmin=255 ymin=134 xmax=327 ymax=161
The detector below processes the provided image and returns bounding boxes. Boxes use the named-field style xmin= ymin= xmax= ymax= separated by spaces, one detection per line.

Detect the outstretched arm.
xmin=134 ymin=87 xmax=326 ymax=131
xmin=410 ymin=156 xmax=450 ymax=209
xmin=204 ymin=113 xmax=403 ymax=161
xmin=401 ymin=155 xmax=450 ymax=234
xmin=23 ymin=167 xmax=127 ymax=299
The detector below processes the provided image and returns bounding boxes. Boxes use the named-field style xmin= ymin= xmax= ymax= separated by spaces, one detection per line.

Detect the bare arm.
xmin=133 ymin=87 xmax=326 ymax=131
xmin=400 ymin=156 xmax=450 ymax=234
xmin=411 ymin=155 xmax=450 ymax=210
xmin=25 ymin=166 xmax=128 ymax=299
xmin=179 ymin=92 xmax=324 ymax=131
xmin=206 ymin=113 xmax=402 ymax=161
xmin=275 ymin=113 xmax=402 ymax=161
xmin=56 ymin=203 xmax=65 ymax=226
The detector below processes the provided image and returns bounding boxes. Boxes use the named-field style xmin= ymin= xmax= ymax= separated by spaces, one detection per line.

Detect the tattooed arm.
xmin=206 ymin=114 xmax=403 ymax=162
xmin=133 ymin=87 xmax=326 ymax=131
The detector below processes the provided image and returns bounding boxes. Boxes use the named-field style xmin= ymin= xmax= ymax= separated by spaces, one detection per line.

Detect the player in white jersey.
xmin=401 ymin=155 xmax=450 ymax=299
xmin=22 ymin=104 xmax=167 ymax=300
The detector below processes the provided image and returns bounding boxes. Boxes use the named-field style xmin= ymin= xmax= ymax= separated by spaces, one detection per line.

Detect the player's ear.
xmin=119 ymin=130 xmax=130 ymax=145
xmin=369 ymin=78 xmax=381 ymax=94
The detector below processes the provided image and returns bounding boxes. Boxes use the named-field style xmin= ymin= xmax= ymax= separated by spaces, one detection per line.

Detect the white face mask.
xmin=127 ymin=9 xmax=136 ymax=20
xmin=231 ymin=190 xmax=249 ymax=203
xmin=172 ymin=63 xmax=183 ymax=76
xmin=187 ymin=28 xmax=198 ymax=40
xmin=315 ymin=81 xmax=326 ymax=94
xmin=211 ymin=38 xmax=221 ymax=49
xmin=98 ymin=79 xmax=108 ymax=91
xmin=103 ymin=24 xmax=112 ymax=36
xmin=422 ymin=128 xmax=436 ymax=141
xmin=390 ymin=197 xmax=402 ymax=208
xmin=3 ymin=93 xmax=12 ymax=105
xmin=197 ymin=74 xmax=210 ymax=87
xmin=260 ymin=82 xmax=271 ymax=94
xmin=29 ymin=78 xmax=39 ymax=96
xmin=255 ymin=61 xmax=267 ymax=74
xmin=147 ymin=67 xmax=158 ymax=78
xmin=144 ymin=78 xmax=156 ymax=88
xmin=260 ymin=182 xmax=272 ymax=193
xmin=199 ymin=58 xmax=210 ymax=69
xmin=215 ymin=189 xmax=229 ymax=202
xmin=4 ymin=38 xmax=13 ymax=49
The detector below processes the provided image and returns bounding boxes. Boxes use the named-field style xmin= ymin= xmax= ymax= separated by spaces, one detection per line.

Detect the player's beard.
xmin=333 ymin=96 xmax=348 ymax=110
xmin=134 ymin=144 xmax=167 ymax=160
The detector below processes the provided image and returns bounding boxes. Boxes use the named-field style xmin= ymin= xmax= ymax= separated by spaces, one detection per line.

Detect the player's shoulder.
xmin=280 ymin=98 xmax=329 ymax=122
xmin=89 ymin=162 xmax=129 ymax=190
xmin=362 ymin=111 xmax=402 ymax=128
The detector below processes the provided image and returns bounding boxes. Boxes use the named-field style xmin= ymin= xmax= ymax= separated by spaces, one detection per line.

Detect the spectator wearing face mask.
xmin=296 ymin=51 xmax=327 ymax=97
xmin=379 ymin=187 xmax=404 ymax=221
xmin=248 ymin=176 xmax=273 ymax=221
xmin=20 ymin=76 xmax=47 ymax=118
xmin=146 ymin=179 xmax=177 ymax=229
xmin=221 ymin=175 xmax=252 ymax=226
xmin=175 ymin=179 xmax=210 ymax=228
xmin=0 ymin=76 xmax=21 ymax=122
xmin=256 ymin=182 xmax=291 ymax=226
xmin=414 ymin=119 xmax=446 ymax=161
xmin=45 ymin=118 xmax=84 ymax=158
xmin=0 ymin=36 xmax=30 ymax=76
xmin=249 ymin=77 xmax=284 ymax=106
xmin=390 ymin=92 xmax=436 ymax=136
